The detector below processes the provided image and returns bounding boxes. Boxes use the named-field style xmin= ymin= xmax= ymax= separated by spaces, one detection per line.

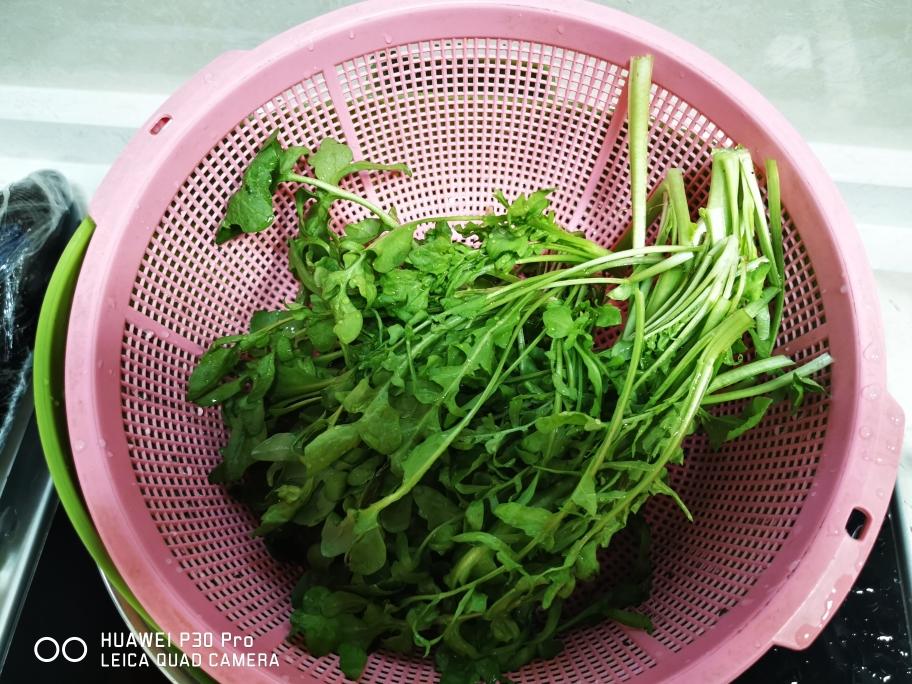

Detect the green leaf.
xmin=342 ymin=378 xmax=376 ymax=413
xmin=465 ymin=500 xmax=484 ymax=532
xmin=608 ymin=282 xmax=633 ymax=300
xmin=371 ymin=225 xmax=414 ymax=273
xmin=216 ymin=136 xmax=282 ymax=243
xmin=702 ymin=396 xmax=774 ymax=449
xmin=345 ymin=218 xmax=383 ymax=244
xmin=604 ymin=608 xmax=653 ymax=633
xmin=322 ymin=591 xmax=369 ymax=617
xmin=213 ymin=133 xmax=311 ymax=244
xmin=187 ymin=346 xmax=238 ymax=401
xmin=571 ymin=475 xmax=597 ymax=516
xmin=490 ymin=616 xmax=521 ymax=643
xmin=278 ymin=145 xmax=309 ymax=179
xmin=379 ymin=494 xmax=413 ymax=533
xmin=251 ymin=432 xmax=298 ymax=462
xmin=484 ymin=225 xmax=530 ymax=260
xmin=255 ymin=499 xmax=302 ymax=535
xmin=338 ymin=642 xmax=369 ymax=681
xmin=413 ymin=485 xmax=461 ymax=532
xmin=195 ymin=376 xmax=245 ymax=406
xmin=575 ymin=540 xmax=600 ymax=580
xmin=651 ymin=478 xmax=693 ymax=521
xmin=450 ymin=532 xmax=521 ymax=573
xmin=347 ymin=455 xmax=381 ymax=487
xmin=400 ymin=431 xmax=450 ymax=483
xmin=356 ymin=391 xmax=402 ymax=455
xmin=535 ymin=411 xmax=603 ymax=433
xmin=290 ymin=611 xmax=337 ymax=657
xmin=348 ymin=526 xmax=387 ymax=575
xmin=248 ymin=351 xmax=276 ymax=401
xmin=331 ymin=291 xmax=363 ymax=344
xmin=542 ymin=302 xmax=574 ymax=339
xmin=308 ymin=138 xmax=354 ymax=183
xmin=595 ymin=304 xmax=623 ymax=327
xmin=321 ymin=512 xmax=356 ymax=557
xmin=303 ymin=424 xmax=362 ymax=475
xmin=294 ymin=485 xmax=336 ymax=527
xmin=493 ymin=502 xmax=553 ymax=539
xmin=307 ymin=317 xmax=338 ymax=352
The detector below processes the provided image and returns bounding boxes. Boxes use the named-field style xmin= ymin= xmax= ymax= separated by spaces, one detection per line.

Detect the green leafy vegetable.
xmin=190 ymin=58 xmax=831 ymax=683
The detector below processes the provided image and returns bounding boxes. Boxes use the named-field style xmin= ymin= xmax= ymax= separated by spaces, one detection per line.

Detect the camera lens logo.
xmin=34 ymin=637 xmax=88 ymax=663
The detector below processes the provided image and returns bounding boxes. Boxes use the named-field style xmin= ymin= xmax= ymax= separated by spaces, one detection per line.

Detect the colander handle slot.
xmin=771 ymin=393 xmax=904 ymax=651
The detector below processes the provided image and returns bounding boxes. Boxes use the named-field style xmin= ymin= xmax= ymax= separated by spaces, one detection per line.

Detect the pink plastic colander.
xmin=63 ymin=0 xmax=904 ymax=681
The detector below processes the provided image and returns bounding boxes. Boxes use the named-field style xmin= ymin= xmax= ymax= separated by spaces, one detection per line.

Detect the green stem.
xmin=707 ymin=355 xmax=794 ymax=393
xmin=558 ymin=309 xmax=756 ymax=573
xmin=702 ymin=353 xmax=832 ymax=404
xmin=359 ymin=298 xmax=550 ymax=523
xmin=267 ymin=395 xmax=323 ymax=417
xmin=287 ymin=174 xmax=399 ymax=228
xmin=515 ymin=255 xmax=588 ymax=265
xmin=522 ymin=288 xmax=645 ymax=556
xmin=399 ymin=214 xmax=486 ymax=230
xmin=628 ymin=54 xmax=654 ymax=249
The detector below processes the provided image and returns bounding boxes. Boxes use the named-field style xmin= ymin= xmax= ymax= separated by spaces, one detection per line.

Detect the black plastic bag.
xmin=0 ymin=170 xmax=82 ymax=449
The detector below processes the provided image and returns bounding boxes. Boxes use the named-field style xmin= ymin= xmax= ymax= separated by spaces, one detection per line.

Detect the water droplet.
xmin=890 ymin=414 xmax=902 ymax=426
xmin=875 ymin=456 xmax=884 ymax=465
xmin=556 ymin=24 xmax=566 ymax=34
xmin=787 ymin=560 xmax=799 ymax=572
xmin=106 ymin=298 xmax=116 ymax=310
xmin=53 ymin=399 xmax=60 ymax=407
xmin=383 ymin=33 xmax=392 ymax=44
xmin=862 ymin=452 xmax=872 ymax=462
xmin=821 ymin=598 xmax=834 ymax=621
xmin=42 ymin=378 xmax=50 ymax=386
xmin=860 ymin=426 xmax=873 ymax=439
xmin=795 ymin=629 xmax=813 ymax=647
xmin=887 ymin=442 xmax=898 ymax=453
xmin=348 ymin=30 xmax=355 ymax=39
xmin=165 ymin=558 xmax=172 ymax=565
xmin=162 ymin=330 xmax=171 ymax=339
xmin=877 ymin=488 xmax=886 ymax=499
xmin=96 ymin=360 xmax=104 ymax=369
xmin=863 ymin=384 xmax=880 ymax=400
xmin=863 ymin=344 xmax=881 ymax=361
xmin=74 ymin=440 xmax=86 ymax=452
xmin=107 ymin=369 xmax=114 ymax=376
xmin=306 ymin=41 xmax=314 ymax=52
xmin=106 ymin=450 xmax=114 ymax=459
xmin=99 ymin=438 xmax=107 ymax=448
